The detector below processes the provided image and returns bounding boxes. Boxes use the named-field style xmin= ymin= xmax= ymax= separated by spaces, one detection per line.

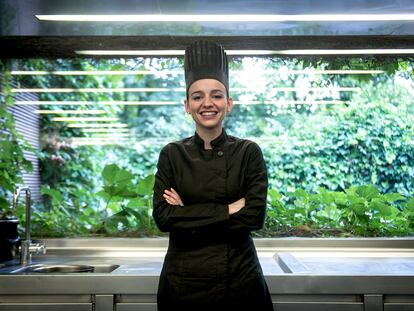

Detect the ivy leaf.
xmin=348 ymin=196 xmax=367 ymax=215
xmin=127 ymin=198 xmax=147 ymax=208
xmin=96 ymin=190 xmax=110 ymax=201
xmin=355 ymin=184 xmax=380 ymax=200
xmin=41 ymin=186 xmax=63 ymax=204
xmin=102 ymin=164 xmax=133 ymax=186
xmin=136 ymin=174 xmax=155 ymax=196
xmin=383 ymin=193 xmax=406 ymax=203
xmin=370 ymin=198 xmax=392 ymax=216
xmin=403 ymin=198 xmax=414 ymax=210
xmin=268 ymin=189 xmax=282 ymax=203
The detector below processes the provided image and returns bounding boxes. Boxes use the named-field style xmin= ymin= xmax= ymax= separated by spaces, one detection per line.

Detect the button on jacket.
xmin=152 ymin=129 xmax=272 ymax=310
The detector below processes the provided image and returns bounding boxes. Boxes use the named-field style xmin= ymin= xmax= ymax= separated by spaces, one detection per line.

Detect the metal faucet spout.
xmin=13 ymin=186 xmax=32 ymax=265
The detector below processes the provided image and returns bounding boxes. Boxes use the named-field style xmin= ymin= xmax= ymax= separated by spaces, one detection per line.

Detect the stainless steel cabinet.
xmin=384 ymin=295 xmax=414 ymax=311
xmin=272 ymin=294 xmax=364 ymax=311
xmin=115 ymin=295 xmax=157 ymax=311
xmin=0 ymin=295 xmax=93 ymax=311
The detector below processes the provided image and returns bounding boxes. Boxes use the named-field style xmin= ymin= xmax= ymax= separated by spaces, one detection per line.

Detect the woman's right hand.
xmin=228 ymin=197 xmax=245 ymax=215
xmin=163 ymin=188 xmax=184 ymax=206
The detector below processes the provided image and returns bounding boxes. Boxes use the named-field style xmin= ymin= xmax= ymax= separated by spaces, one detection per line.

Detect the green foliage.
xmin=30 ymin=185 xmax=101 ymax=237
xmin=0 ymin=60 xmax=33 ymax=218
xmin=31 ymin=164 xmax=158 ymax=237
xmin=263 ymin=184 xmax=413 ymax=237
xmin=9 ymin=56 xmax=414 ymax=237
xmin=96 ymin=164 xmax=157 ymax=236
xmin=263 ymin=78 xmax=414 ymax=197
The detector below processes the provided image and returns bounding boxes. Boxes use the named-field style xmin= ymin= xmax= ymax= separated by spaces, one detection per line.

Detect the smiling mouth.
xmin=200 ymin=111 xmax=218 ymax=116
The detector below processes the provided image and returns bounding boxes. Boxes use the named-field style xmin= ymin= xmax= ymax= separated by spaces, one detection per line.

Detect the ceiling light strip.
xmin=89 ymin=133 xmax=130 ymax=138
xmin=35 ymin=14 xmax=414 ymax=22
xmin=231 ymin=87 xmax=359 ymax=92
xmin=52 ymin=117 xmax=119 ymax=122
xmin=82 ymin=128 xmax=130 ymax=133
xmin=74 ymin=49 xmax=414 ymax=56
xmin=17 ymin=100 xmax=346 ymax=106
xmin=234 ymin=100 xmax=346 ymax=105
xmin=11 ymin=70 xmax=183 ymax=75
xmin=12 ymin=87 xmax=358 ymax=93
xmin=12 ymin=87 xmax=185 ymax=93
xmin=275 ymin=49 xmax=414 ymax=55
xmin=15 ymin=101 xmax=179 ymax=106
xmin=36 ymin=109 xmax=107 ymax=114
xmin=11 ymin=69 xmax=384 ymax=76
xmin=67 ymin=123 xmax=128 ymax=128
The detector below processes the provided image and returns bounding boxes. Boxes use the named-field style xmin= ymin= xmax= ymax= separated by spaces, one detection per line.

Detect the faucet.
xmin=13 ymin=186 xmax=46 ymax=265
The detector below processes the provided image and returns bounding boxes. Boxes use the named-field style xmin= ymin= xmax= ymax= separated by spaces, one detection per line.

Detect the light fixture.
xmin=76 ymin=50 xmax=184 ymax=56
xmin=231 ymin=87 xmax=359 ymax=92
xmin=74 ymin=49 xmax=414 ymax=56
xmin=36 ymin=109 xmax=107 ymax=114
xmin=35 ymin=14 xmax=414 ymax=22
xmin=91 ymin=133 xmax=130 ymax=138
xmin=17 ymin=100 xmax=346 ymax=106
xmin=15 ymin=101 xmax=180 ymax=106
xmin=11 ymin=70 xmax=183 ymax=75
xmin=234 ymin=100 xmax=346 ymax=105
xmin=12 ymin=87 xmax=358 ymax=94
xmin=71 ymin=141 xmax=127 ymax=147
xmin=273 ymin=49 xmax=414 ymax=55
xmin=52 ymin=117 xmax=119 ymax=122
xmin=11 ymin=69 xmax=384 ymax=76
xmin=284 ymin=70 xmax=384 ymax=74
xmin=67 ymin=123 xmax=128 ymax=128
xmin=12 ymin=87 xmax=186 ymax=93
xmin=82 ymin=128 xmax=130 ymax=133
xmin=74 ymin=50 xmax=285 ymax=56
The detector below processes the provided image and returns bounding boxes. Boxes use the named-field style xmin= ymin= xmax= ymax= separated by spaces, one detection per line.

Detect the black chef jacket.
xmin=152 ymin=129 xmax=273 ymax=311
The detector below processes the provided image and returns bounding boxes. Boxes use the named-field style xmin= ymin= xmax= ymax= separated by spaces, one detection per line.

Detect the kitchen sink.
xmin=10 ymin=264 xmax=120 ymax=274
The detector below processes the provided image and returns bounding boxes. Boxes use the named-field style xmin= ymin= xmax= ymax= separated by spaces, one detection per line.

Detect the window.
xmin=4 ymin=55 xmax=414 ymax=237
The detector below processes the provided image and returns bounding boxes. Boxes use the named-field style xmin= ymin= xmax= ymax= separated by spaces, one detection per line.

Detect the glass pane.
xmin=4 ymin=55 xmax=414 ymax=237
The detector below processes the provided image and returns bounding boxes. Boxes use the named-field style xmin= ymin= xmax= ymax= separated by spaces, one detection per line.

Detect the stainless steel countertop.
xmin=1 ymin=237 xmax=414 ymax=295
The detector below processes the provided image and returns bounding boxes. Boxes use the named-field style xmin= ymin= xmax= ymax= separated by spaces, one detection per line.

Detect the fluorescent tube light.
xmin=35 ymin=14 xmax=414 ymax=22
xmin=12 ymin=88 xmax=186 ymax=93
xmin=11 ymin=70 xmax=183 ymax=75
xmin=52 ymin=117 xmax=118 ymax=122
xmin=76 ymin=50 xmax=184 ymax=56
xmin=274 ymin=49 xmax=414 ymax=55
xmin=82 ymin=128 xmax=130 ymax=133
xmin=276 ymin=70 xmax=385 ymax=74
xmin=91 ymin=133 xmax=130 ymax=138
xmin=15 ymin=101 xmax=180 ymax=106
xmin=74 ymin=50 xmax=280 ymax=56
xmin=11 ymin=69 xmax=384 ymax=76
xmin=74 ymin=49 xmax=414 ymax=56
xmin=18 ymin=100 xmax=345 ymax=106
xmin=12 ymin=87 xmax=357 ymax=94
xmin=231 ymin=87 xmax=359 ymax=92
xmin=11 ymin=70 xmax=170 ymax=75
xmin=234 ymin=100 xmax=346 ymax=105
xmin=71 ymin=137 xmax=129 ymax=141
xmin=67 ymin=123 xmax=128 ymax=128
xmin=36 ymin=109 xmax=107 ymax=114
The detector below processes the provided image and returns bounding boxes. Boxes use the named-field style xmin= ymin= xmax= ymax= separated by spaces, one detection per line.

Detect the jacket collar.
xmin=194 ymin=129 xmax=228 ymax=149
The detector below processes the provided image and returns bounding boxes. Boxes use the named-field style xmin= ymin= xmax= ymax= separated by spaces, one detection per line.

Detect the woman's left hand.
xmin=163 ymin=188 xmax=184 ymax=206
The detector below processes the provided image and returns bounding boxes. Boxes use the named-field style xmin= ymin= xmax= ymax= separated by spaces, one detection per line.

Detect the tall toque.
xmin=184 ymin=40 xmax=229 ymax=95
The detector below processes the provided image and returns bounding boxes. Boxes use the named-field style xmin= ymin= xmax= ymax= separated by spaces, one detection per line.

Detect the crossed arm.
xmin=163 ymin=188 xmax=245 ymax=215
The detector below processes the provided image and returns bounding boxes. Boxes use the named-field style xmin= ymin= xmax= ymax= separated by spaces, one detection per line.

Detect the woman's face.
xmin=185 ymin=79 xmax=233 ymax=132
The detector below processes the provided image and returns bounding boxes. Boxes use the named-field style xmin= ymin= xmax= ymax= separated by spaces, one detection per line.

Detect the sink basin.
xmin=10 ymin=264 xmax=120 ymax=274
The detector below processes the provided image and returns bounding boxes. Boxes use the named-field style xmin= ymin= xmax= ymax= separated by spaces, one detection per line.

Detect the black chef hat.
xmin=184 ymin=40 xmax=229 ymax=96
